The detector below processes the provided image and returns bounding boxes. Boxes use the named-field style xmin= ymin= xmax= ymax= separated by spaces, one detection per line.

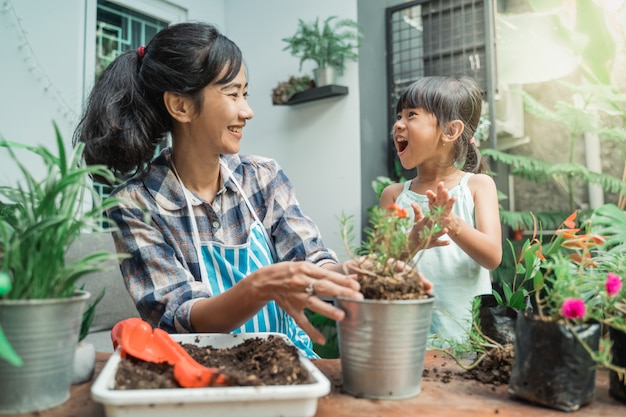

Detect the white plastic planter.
xmin=91 ymin=333 xmax=330 ymax=417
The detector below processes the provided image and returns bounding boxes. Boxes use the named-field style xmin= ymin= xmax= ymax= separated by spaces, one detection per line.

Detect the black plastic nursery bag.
xmin=609 ymin=327 xmax=626 ymax=404
xmin=508 ymin=313 xmax=601 ymax=412
xmin=476 ymin=294 xmax=518 ymax=346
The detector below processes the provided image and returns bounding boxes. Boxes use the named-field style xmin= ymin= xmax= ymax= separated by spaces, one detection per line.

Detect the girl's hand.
xmin=259 ymin=262 xmax=362 ymax=345
xmin=409 ymin=201 xmax=450 ymax=249
xmin=425 ymin=182 xmax=459 ymax=238
xmin=425 ymin=181 xmax=455 ymax=215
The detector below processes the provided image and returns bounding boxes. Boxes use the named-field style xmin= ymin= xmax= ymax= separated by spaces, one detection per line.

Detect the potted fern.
xmin=282 ymin=15 xmax=362 ymax=86
xmin=0 ymin=124 xmax=124 ymax=414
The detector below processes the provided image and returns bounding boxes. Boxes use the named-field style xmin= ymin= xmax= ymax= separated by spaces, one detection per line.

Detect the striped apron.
xmin=175 ymin=160 xmax=316 ymax=357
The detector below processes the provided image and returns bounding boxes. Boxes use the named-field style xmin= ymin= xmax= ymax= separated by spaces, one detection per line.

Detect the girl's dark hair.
xmin=73 ymin=22 xmax=243 ymax=181
xmin=395 ymin=75 xmax=488 ymax=173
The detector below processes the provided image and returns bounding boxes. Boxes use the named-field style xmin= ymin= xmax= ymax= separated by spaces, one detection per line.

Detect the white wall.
xmin=0 ymin=0 xmax=224 ymax=178
xmin=0 ymin=0 xmax=86 ymax=181
xmin=0 ymin=0 xmax=361 ymax=259
xmin=225 ymin=0 xmax=362 ymax=259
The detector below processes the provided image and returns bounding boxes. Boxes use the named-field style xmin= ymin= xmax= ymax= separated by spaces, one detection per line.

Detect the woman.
xmin=73 ymin=22 xmax=365 ymax=357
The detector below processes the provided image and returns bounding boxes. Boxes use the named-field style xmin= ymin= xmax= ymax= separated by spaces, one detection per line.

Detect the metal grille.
xmin=96 ymin=0 xmax=168 ymax=81
xmin=385 ymin=0 xmax=493 ymax=177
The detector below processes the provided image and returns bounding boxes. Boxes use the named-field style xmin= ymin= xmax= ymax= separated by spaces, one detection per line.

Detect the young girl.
xmin=380 ymin=75 xmax=502 ymax=344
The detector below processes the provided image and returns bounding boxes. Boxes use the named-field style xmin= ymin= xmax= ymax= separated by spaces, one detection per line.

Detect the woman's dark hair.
xmin=73 ymin=22 xmax=243 ymax=181
xmin=395 ymin=75 xmax=488 ymax=173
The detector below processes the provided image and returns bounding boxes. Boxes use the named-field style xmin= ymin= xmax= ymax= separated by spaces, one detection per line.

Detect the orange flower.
xmin=563 ymin=211 xmax=577 ymax=229
xmin=385 ymin=203 xmax=407 ymax=218
xmin=534 ymin=248 xmax=546 ymax=262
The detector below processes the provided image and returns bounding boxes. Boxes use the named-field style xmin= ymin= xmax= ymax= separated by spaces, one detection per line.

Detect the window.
xmin=385 ymin=0 xmax=496 ymax=178
xmin=96 ymin=0 xmax=168 ymax=81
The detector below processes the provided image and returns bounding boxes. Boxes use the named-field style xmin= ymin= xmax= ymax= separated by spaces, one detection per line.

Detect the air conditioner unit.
xmin=494 ymin=84 xmax=529 ymax=151
xmin=495 ymin=84 xmax=524 ymax=137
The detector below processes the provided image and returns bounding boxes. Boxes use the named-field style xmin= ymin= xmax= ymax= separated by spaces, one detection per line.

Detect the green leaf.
xmin=491 ymin=290 xmax=503 ymax=306
xmin=502 ymin=282 xmax=513 ymax=304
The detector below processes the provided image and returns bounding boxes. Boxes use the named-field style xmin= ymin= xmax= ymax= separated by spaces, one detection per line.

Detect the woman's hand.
xmin=255 ymin=262 xmax=363 ymax=345
xmin=338 ymin=257 xmax=434 ymax=295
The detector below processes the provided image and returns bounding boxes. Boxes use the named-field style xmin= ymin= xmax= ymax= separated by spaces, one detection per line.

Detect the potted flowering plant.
xmin=334 ymin=203 xmax=443 ymax=400
xmin=508 ymin=209 xmax=626 ymax=411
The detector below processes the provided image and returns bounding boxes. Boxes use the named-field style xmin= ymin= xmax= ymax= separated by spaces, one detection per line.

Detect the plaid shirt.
xmin=107 ymin=148 xmax=337 ymax=333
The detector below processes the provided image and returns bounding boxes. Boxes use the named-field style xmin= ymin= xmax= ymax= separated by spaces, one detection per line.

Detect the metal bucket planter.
xmin=335 ymin=295 xmax=435 ymax=400
xmin=508 ymin=313 xmax=601 ymax=412
xmin=0 ymin=290 xmax=89 ymax=414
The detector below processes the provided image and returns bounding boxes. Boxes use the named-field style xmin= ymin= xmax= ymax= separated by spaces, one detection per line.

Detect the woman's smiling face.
xmin=191 ymin=64 xmax=254 ymax=155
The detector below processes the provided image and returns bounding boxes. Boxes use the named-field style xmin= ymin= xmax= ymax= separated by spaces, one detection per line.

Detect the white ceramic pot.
xmin=72 ymin=341 xmax=96 ymax=385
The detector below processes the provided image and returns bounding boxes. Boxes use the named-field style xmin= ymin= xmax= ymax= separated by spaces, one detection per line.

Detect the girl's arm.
xmin=379 ymin=182 xmax=404 ymax=208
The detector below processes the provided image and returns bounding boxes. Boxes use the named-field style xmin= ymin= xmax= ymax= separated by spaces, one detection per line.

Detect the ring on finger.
xmin=305 ymin=281 xmax=316 ymax=296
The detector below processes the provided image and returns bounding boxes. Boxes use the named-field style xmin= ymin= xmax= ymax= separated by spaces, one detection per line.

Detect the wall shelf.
xmin=280 ymin=85 xmax=349 ymax=105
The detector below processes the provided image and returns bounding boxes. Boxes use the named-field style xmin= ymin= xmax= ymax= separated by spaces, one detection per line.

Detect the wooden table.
xmin=4 ymin=351 xmax=623 ymax=417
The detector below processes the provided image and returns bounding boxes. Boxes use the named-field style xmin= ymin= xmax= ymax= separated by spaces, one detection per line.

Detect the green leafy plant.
xmin=0 ymin=124 xmax=130 ymax=365
xmin=435 ymin=298 xmax=514 ymax=383
xmin=516 ymin=208 xmax=626 ymax=378
xmin=0 ymin=124 xmax=125 ymax=300
xmin=78 ymin=287 xmax=105 ymax=342
xmin=340 ymin=203 xmax=444 ymax=289
xmin=282 ymin=16 xmax=362 ymax=74
xmin=484 ymin=84 xmax=626 ymax=220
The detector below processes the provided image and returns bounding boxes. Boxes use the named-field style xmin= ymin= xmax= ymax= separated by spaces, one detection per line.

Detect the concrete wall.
xmin=0 ymin=0 xmax=364 ymax=259
xmin=225 ymin=0 xmax=362 ymax=259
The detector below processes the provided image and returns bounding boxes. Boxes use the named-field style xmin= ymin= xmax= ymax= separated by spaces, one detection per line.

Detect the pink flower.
xmin=561 ymin=298 xmax=586 ymax=319
xmin=606 ymin=272 xmax=623 ymax=296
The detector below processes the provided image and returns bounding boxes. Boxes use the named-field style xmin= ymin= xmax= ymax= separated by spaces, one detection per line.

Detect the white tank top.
xmin=395 ymin=173 xmax=492 ymax=345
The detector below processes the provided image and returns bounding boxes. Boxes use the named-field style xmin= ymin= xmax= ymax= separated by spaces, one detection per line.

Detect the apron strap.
xmin=220 ymin=160 xmax=278 ymax=262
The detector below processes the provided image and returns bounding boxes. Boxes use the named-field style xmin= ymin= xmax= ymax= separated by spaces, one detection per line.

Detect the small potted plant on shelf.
xmin=335 ymin=203 xmax=443 ymax=400
xmin=282 ymin=15 xmax=362 ymax=87
xmin=507 ymin=209 xmax=626 ymax=411
xmin=271 ymin=75 xmax=314 ymax=105
xmin=0 ymin=124 xmax=125 ymax=414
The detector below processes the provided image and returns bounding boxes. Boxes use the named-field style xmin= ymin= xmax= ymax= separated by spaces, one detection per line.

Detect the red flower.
xmin=561 ymin=298 xmax=586 ymax=319
xmin=606 ymin=272 xmax=623 ymax=296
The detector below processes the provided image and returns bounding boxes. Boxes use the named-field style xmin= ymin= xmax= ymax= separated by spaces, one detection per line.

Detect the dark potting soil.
xmin=461 ymin=344 xmax=514 ymax=386
xmin=114 ymin=335 xmax=311 ymax=389
xmin=357 ymin=271 xmax=429 ymax=300
xmin=423 ymin=344 xmax=514 ymax=388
